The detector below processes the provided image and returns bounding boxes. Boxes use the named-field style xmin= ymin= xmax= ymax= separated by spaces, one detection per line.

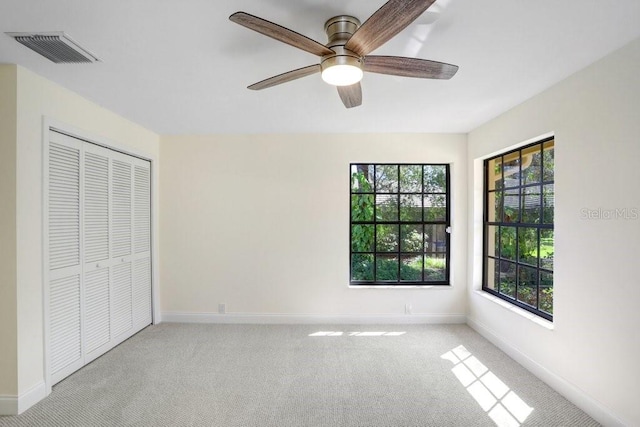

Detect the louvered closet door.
xmin=47 ymin=130 xmax=152 ymax=385
xmin=48 ymin=131 xmax=84 ymax=384
xmin=132 ymin=159 xmax=152 ymax=329
xmin=83 ymin=143 xmax=112 ymax=362
xmin=111 ymin=154 xmax=134 ymax=339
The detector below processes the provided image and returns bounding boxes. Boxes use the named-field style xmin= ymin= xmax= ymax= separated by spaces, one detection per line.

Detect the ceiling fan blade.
xmin=230 ymin=12 xmax=334 ymax=57
xmin=364 ymin=56 xmax=458 ymax=79
xmin=248 ymin=64 xmax=321 ymax=90
xmin=345 ymin=0 xmax=436 ymax=56
xmin=337 ymin=83 xmax=362 ymax=109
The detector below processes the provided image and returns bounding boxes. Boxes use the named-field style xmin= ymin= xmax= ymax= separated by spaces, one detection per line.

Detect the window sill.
xmin=349 ymin=285 xmax=452 ymax=289
xmin=474 ymin=290 xmax=554 ymax=330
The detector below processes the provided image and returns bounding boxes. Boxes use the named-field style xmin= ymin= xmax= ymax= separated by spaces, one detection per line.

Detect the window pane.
xmin=351 ymin=164 xmax=374 ymax=193
xmin=500 ymin=226 xmax=516 ymax=261
xmin=351 ymin=225 xmax=374 ymax=252
xmin=376 ymin=255 xmax=399 ymax=281
xmin=521 ymin=145 xmax=542 ymax=186
xmin=483 ymin=140 xmax=553 ymax=320
xmin=543 ymin=140 xmax=554 ymax=182
xmin=518 ymin=227 xmax=539 ymax=266
xmin=400 ymin=255 xmax=422 ymax=281
xmin=376 ymin=225 xmax=398 ymax=252
xmin=400 ymin=224 xmax=423 ymax=252
xmin=539 ymin=272 xmax=553 ymax=314
xmin=350 ymin=163 xmax=449 ymax=286
xmin=503 ymin=188 xmax=520 ymax=223
xmin=499 ymin=261 xmax=516 ymax=298
xmin=425 ymin=224 xmax=447 ymax=253
xmin=487 ymin=225 xmax=499 ymax=258
xmin=487 ymin=157 xmax=502 ymax=191
xmin=376 ymin=194 xmax=398 ymax=221
xmin=485 ymin=257 xmax=499 ymax=291
xmin=351 ymin=194 xmax=374 ymax=221
xmin=375 ymin=165 xmax=398 ymax=193
xmin=503 ymin=153 xmax=521 ymax=188
xmin=540 ymin=229 xmax=554 ymax=270
xmin=399 ymin=165 xmax=422 ymax=193
xmin=521 ymin=186 xmax=541 ymax=224
xmin=424 ymin=165 xmax=447 ymax=193
xmin=351 ymin=254 xmax=373 ymax=281
xmin=424 ymin=194 xmax=446 ymax=221
xmin=517 ymin=265 xmax=538 ymax=307
xmin=543 ymin=184 xmax=554 ymax=224
xmin=488 ymin=191 xmax=502 ymax=222
xmin=400 ymin=195 xmax=422 ymax=222
xmin=425 ymin=254 xmax=446 ymax=281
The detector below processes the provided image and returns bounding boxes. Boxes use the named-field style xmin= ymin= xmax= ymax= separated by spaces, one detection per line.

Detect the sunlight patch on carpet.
xmin=442 ymin=345 xmax=533 ymax=427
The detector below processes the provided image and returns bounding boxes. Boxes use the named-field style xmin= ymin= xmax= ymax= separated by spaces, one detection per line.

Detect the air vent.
xmin=6 ymin=31 xmax=100 ymax=63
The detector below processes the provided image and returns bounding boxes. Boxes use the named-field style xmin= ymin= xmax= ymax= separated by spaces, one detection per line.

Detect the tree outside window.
xmin=483 ymin=139 xmax=554 ymax=320
xmin=350 ymin=164 xmax=450 ymax=286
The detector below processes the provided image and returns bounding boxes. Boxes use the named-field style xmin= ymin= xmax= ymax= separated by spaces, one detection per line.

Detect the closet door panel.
xmin=132 ymin=161 xmax=152 ymax=329
xmin=111 ymin=154 xmax=134 ymax=339
xmin=48 ymin=131 xmax=84 ymax=383
xmin=83 ymin=144 xmax=113 ymax=359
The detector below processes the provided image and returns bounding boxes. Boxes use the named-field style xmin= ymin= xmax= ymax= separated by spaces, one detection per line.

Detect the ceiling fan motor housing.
xmin=321 ymin=16 xmax=362 ymax=74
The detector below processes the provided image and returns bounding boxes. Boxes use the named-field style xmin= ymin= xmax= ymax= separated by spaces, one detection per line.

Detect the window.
xmin=483 ymin=138 xmax=554 ymax=320
xmin=350 ymin=164 xmax=450 ymax=286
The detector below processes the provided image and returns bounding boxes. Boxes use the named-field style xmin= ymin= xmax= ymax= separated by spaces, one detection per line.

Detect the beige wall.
xmin=0 ymin=65 xmax=18 ymax=397
xmin=160 ymin=133 xmax=467 ymax=319
xmin=14 ymin=66 xmax=160 ymax=396
xmin=467 ymin=37 xmax=640 ymax=426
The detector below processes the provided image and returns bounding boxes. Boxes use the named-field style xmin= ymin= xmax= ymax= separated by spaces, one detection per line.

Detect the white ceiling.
xmin=1 ymin=0 xmax=639 ymax=134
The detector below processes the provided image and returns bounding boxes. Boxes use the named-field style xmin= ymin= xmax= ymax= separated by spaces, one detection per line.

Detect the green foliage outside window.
xmin=350 ymin=164 xmax=449 ymax=285
xmin=484 ymin=139 xmax=554 ymax=320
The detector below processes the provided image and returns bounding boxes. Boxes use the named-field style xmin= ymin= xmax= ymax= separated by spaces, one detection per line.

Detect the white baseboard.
xmin=161 ymin=312 xmax=466 ymax=325
xmin=467 ymin=316 xmax=628 ymax=427
xmin=17 ymin=381 xmax=46 ymax=414
xmin=0 ymin=381 xmax=46 ymax=416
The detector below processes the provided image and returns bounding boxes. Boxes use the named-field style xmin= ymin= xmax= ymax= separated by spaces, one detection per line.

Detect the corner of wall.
xmin=0 ymin=64 xmax=19 ymax=400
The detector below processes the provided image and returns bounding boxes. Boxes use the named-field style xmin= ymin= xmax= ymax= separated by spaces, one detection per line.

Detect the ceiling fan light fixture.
xmin=321 ymin=55 xmax=363 ymax=86
xmin=322 ymin=64 xmax=363 ymax=86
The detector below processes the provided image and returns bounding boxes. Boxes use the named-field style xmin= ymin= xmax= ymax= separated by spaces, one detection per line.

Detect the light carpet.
xmin=0 ymin=323 xmax=599 ymax=426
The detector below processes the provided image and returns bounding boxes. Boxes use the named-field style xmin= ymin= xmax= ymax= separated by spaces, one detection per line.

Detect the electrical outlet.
xmin=405 ymin=303 xmax=412 ymax=315
xmin=218 ymin=303 xmax=226 ymax=314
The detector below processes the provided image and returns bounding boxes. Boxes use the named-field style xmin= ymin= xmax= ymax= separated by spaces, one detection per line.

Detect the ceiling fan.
xmin=229 ymin=0 xmax=458 ymax=109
